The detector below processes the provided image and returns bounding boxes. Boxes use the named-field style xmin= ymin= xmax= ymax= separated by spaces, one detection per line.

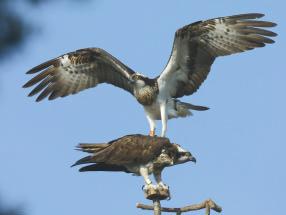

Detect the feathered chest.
xmin=125 ymin=152 xmax=175 ymax=175
xmin=134 ymin=83 xmax=159 ymax=106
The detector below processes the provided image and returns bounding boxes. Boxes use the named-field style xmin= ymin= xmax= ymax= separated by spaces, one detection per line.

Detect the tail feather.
xmin=179 ymin=102 xmax=209 ymax=111
xmin=76 ymin=143 xmax=109 ymax=153
xmin=71 ymin=155 xmax=93 ymax=167
xmin=173 ymin=99 xmax=209 ymax=118
xmin=72 ymin=143 xmax=111 ymax=167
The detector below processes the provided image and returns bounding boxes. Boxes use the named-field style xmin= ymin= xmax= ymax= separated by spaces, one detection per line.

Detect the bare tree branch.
xmin=137 ymin=198 xmax=222 ymax=214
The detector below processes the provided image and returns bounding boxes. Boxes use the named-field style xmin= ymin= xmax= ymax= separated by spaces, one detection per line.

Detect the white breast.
xmin=125 ymin=162 xmax=155 ymax=175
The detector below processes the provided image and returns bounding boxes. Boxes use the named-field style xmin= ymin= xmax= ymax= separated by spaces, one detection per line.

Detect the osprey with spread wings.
xmin=23 ymin=13 xmax=277 ymax=137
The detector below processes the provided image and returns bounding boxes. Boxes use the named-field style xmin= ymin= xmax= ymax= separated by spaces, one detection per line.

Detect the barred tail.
xmin=71 ymin=143 xmax=110 ymax=167
xmin=174 ymin=100 xmax=209 ymax=118
xmin=75 ymin=143 xmax=110 ymax=153
xmin=71 ymin=155 xmax=93 ymax=167
xmin=178 ymin=101 xmax=209 ymax=111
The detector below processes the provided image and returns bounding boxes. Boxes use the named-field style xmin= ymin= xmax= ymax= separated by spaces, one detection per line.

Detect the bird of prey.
xmin=23 ymin=13 xmax=277 ymax=137
xmin=72 ymin=134 xmax=196 ymax=189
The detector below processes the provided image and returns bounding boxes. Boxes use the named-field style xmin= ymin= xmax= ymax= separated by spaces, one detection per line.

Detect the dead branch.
xmin=137 ymin=198 xmax=222 ymax=214
xmin=153 ymin=199 xmax=162 ymax=215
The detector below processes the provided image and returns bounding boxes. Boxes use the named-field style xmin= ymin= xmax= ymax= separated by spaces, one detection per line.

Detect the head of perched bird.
xmin=173 ymin=144 xmax=196 ymax=165
xmin=131 ymin=73 xmax=147 ymax=87
xmin=154 ymin=143 xmax=196 ymax=167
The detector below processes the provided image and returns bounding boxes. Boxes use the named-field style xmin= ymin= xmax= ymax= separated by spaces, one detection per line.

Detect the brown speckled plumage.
xmin=133 ymin=77 xmax=159 ymax=105
xmin=72 ymin=134 xmax=190 ymax=173
xmin=23 ymin=13 xmax=276 ymax=103
xmin=23 ymin=13 xmax=276 ymax=136
xmin=23 ymin=48 xmax=136 ymax=101
xmin=163 ymin=13 xmax=277 ymax=98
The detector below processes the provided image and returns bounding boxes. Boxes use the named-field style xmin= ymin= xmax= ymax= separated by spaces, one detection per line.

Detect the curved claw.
xmin=143 ymin=184 xmax=157 ymax=191
xmin=157 ymin=183 xmax=171 ymax=200
xmin=158 ymin=182 xmax=169 ymax=190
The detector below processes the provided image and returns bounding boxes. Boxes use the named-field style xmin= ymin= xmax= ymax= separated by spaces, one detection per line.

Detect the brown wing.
xmin=72 ymin=134 xmax=172 ymax=166
xmin=78 ymin=163 xmax=131 ymax=173
xmin=103 ymin=135 xmax=171 ymax=165
xmin=157 ymin=13 xmax=277 ymax=98
xmin=23 ymin=48 xmax=136 ymax=102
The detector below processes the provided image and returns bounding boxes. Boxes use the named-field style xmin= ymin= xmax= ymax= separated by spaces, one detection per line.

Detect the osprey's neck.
xmin=134 ymin=78 xmax=159 ymax=106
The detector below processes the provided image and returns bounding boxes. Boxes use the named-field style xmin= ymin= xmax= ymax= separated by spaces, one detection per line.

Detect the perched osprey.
xmin=23 ymin=13 xmax=277 ymax=137
xmin=72 ymin=134 xmax=196 ymax=189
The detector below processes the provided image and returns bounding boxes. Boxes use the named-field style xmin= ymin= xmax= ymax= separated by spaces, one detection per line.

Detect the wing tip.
xmin=35 ymin=96 xmax=44 ymax=102
xmin=267 ymin=38 xmax=276 ymax=44
xmin=245 ymin=13 xmax=265 ymax=19
xmin=253 ymin=13 xmax=265 ymax=18
xmin=70 ymin=163 xmax=77 ymax=168
xmin=26 ymin=70 xmax=36 ymax=74
xmin=268 ymin=31 xmax=278 ymax=37
xmin=231 ymin=13 xmax=278 ymax=28
xmin=228 ymin=13 xmax=265 ymax=20
xmin=22 ymin=83 xmax=30 ymax=88
xmin=27 ymin=92 xmax=34 ymax=97
xmin=78 ymin=167 xmax=87 ymax=172
xmin=263 ymin=21 xmax=277 ymax=27
xmin=270 ymin=22 xmax=278 ymax=27
xmin=26 ymin=58 xmax=59 ymax=74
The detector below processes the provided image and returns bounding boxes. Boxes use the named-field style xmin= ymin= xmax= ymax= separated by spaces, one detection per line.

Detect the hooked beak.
xmin=189 ymin=155 xmax=196 ymax=163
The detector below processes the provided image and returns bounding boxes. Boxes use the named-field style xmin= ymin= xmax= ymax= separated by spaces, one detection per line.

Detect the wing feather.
xmin=73 ymin=135 xmax=171 ymax=167
xmin=158 ymin=13 xmax=277 ymax=98
xmin=28 ymin=75 xmax=55 ymax=97
xmin=23 ymin=48 xmax=136 ymax=101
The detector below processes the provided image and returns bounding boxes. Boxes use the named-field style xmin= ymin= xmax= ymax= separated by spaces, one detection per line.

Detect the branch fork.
xmin=138 ymin=186 xmax=222 ymax=215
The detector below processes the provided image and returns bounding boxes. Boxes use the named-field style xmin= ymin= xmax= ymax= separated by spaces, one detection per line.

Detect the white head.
xmin=174 ymin=144 xmax=196 ymax=164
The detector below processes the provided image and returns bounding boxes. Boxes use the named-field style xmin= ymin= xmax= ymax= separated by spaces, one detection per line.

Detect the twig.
xmin=137 ymin=199 xmax=222 ymax=214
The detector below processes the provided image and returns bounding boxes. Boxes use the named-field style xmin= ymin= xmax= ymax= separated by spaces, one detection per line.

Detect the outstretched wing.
xmin=157 ymin=13 xmax=277 ymax=98
xmin=23 ymin=48 xmax=136 ymax=102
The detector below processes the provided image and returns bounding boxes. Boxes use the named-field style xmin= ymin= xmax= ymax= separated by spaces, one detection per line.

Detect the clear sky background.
xmin=0 ymin=0 xmax=285 ymax=214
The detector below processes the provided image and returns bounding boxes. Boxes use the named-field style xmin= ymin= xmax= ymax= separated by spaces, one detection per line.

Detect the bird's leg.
xmin=149 ymin=130 xmax=155 ymax=137
xmin=146 ymin=114 xmax=156 ymax=137
xmin=154 ymin=170 xmax=168 ymax=189
xmin=160 ymin=101 xmax=168 ymax=137
xmin=140 ymin=166 xmax=155 ymax=190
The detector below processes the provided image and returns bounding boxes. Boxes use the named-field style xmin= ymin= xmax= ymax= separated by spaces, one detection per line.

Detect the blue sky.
xmin=0 ymin=0 xmax=285 ymax=214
